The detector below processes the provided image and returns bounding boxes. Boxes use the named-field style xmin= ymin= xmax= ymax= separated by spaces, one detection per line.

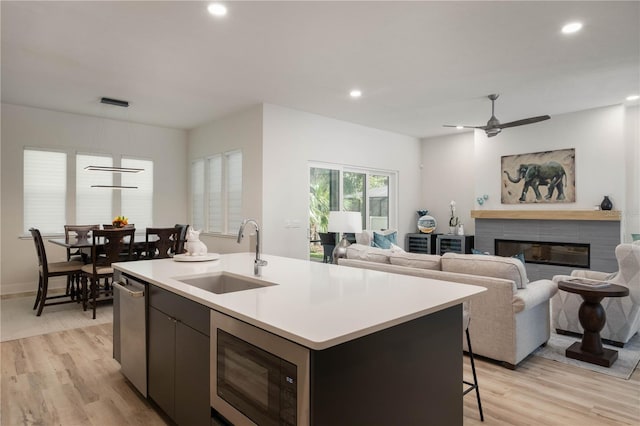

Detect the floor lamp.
xmin=328 ymin=211 xmax=363 ymax=264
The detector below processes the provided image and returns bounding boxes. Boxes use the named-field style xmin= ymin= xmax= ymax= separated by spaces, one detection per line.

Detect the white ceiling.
xmin=2 ymin=1 xmax=639 ymax=138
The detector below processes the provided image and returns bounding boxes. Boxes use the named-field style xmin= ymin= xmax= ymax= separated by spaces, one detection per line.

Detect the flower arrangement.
xmin=449 ymin=201 xmax=459 ymax=227
xmin=112 ymin=215 xmax=129 ymax=228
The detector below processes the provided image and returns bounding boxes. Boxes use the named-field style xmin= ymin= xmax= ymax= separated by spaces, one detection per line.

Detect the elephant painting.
xmin=501 ymin=149 xmax=575 ymax=204
xmin=504 ymin=161 xmax=567 ymax=202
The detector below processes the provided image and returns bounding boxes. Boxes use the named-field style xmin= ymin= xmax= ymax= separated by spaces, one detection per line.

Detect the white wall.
xmin=1 ymin=104 xmax=188 ymax=295
xmin=421 ymin=104 xmax=632 ymax=241
xmin=624 ymin=104 xmax=640 ymax=241
xmin=188 ymin=105 xmax=263 ymax=254
xmin=262 ymin=104 xmax=422 ymax=259
xmin=420 ymin=131 xmax=476 ymax=234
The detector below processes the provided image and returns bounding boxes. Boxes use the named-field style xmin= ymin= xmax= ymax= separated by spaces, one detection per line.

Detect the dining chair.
xmin=80 ymin=228 xmax=135 ymax=319
xmin=174 ymin=224 xmax=189 ymax=255
xmin=29 ymin=228 xmax=84 ymax=316
xmin=318 ymin=232 xmax=337 ymax=263
xmin=145 ymin=227 xmax=179 ymax=259
xmin=64 ymin=224 xmax=99 ymax=299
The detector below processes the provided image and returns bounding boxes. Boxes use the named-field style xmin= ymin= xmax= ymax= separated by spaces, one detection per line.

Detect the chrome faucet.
xmin=237 ymin=219 xmax=268 ymax=276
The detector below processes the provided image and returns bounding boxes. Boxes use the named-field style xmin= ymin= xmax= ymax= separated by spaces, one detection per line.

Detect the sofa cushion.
xmin=357 ymin=229 xmax=397 ymax=247
xmin=346 ymin=243 xmax=392 ymax=264
xmin=441 ymin=252 xmax=529 ymax=289
xmin=389 ymin=252 xmax=442 ymax=270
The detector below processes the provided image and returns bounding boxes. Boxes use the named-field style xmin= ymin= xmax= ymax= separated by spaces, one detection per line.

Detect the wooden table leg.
xmin=565 ymin=295 xmax=619 ymax=367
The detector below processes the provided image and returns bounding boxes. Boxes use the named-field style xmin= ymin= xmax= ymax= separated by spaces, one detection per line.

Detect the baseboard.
xmin=1 ymin=277 xmax=67 ymax=298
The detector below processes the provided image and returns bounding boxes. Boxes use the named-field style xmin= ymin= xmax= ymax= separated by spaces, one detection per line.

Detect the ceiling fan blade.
xmin=497 ymin=115 xmax=550 ymax=129
xmin=443 ymin=124 xmax=483 ymax=129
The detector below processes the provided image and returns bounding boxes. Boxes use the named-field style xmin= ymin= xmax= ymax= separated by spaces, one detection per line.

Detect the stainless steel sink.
xmin=175 ymin=272 xmax=276 ymax=294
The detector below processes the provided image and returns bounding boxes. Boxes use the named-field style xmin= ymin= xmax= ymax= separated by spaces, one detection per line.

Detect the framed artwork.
xmin=501 ymin=148 xmax=575 ymax=204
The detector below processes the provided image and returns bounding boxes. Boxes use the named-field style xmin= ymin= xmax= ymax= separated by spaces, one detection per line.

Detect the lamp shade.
xmin=328 ymin=211 xmax=362 ymax=234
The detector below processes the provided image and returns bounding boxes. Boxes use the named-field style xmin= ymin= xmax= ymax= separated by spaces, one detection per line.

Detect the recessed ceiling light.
xmin=350 ymin=89 xmax=362 ymax=98
xmin=208 ymin=3 xmax=227 ymax=17
xmin=561 ymin=22 xmax=582 ymax=34
xmin=626 ymin=94 xmax=640 ymax=101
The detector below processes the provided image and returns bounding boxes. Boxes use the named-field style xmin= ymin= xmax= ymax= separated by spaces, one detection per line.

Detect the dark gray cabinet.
xmin=436 ymin=234 xmax=474 ymax=255
xmin=405 ymin=233 xmax=438 ymax=254
xmin=148 ymin=285 xmax=210 ymax=426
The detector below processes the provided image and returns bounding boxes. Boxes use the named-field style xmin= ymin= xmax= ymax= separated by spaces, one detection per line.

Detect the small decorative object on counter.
xmin=600 ymin=196 xmax=613 ymax=211
xmin=457 ymin=223 xmax=464 ymax=236
xmin=185 ymin=227 xmax=208 ymax=256
xmin=112 ymin=215 xmax=128 ymax=228
xmin=417 ymin=210 xmax=437 ymax=233
xmin=449 ymin=200 xmax=459 ymax=234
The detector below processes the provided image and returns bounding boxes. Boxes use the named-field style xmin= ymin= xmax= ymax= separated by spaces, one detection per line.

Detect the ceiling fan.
xmin=444 ymin=94 xmax=551 ymax=137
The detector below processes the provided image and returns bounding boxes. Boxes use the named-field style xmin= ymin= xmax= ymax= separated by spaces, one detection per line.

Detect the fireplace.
xmin=495 ymin=239 xmax=590 ymax=269
xmin=472 ymin=212 xmax=620 ymax=280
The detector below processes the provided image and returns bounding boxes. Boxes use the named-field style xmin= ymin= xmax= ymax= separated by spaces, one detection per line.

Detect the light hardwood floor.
xmin=1 ymin=323 xmax=639 ymax=425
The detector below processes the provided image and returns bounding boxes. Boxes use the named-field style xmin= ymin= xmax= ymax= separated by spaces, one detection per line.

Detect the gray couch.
xmin=338 ymin=244 xmax=558 ymax=368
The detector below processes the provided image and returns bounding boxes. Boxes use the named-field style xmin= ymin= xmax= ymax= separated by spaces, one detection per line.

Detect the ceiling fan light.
xmin=626 ymin=94 xmax=640 ymax=101
xmin=456 ymin=126 xmax=464 ymax=130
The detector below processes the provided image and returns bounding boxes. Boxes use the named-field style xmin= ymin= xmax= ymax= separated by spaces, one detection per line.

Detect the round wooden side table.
xmin=558 ymin=280 xmax=629 ymax=367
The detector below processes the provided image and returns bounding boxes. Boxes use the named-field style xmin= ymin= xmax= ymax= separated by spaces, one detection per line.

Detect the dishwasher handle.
xmin=113 ymin=281 xmax=145 ymax=298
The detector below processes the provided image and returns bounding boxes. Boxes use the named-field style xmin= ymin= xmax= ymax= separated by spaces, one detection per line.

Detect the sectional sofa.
xmin=338 ymin=244 xmax=558 ymax=368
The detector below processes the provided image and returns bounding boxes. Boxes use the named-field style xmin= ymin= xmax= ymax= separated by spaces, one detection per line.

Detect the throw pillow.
xmin=372 ymin=231 xmax=397 ymax=249
xmin=471 ymin=248 xmax=525 ymax=265
xmin=471 ymin=248 xmax=490 ymax=255
xmin=355 ymin=230 xmax=374 ymax=246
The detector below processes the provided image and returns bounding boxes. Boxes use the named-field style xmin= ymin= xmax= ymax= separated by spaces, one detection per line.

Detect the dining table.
xmin=49 ymin=234 xmax=155 ymax=260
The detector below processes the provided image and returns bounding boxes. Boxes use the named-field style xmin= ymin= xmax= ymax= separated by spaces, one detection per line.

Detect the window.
xmin=207 ymin=156 xmax=222 ymax=232
xmin=309 ymin=163 xmax=396 ymax=252
xmin=191 ymin=159 xmax=205 ymax=231
xmin=23 ymin=149 xmax=155 ymax=235
xmin=226 ymin=151 xmax=243 ymax=232
xmin=121 ymin=158 xmax=153 ymax=231
xmin=191 ymin=150 xmax=242 ymax=234
xmin=23 ymin=149 xmax=66 ymax=234
xmin=76 ymin=154 xmax=113 ymax=225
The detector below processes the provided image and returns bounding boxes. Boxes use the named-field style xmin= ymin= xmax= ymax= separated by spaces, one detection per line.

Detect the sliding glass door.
xmin=309 ymin=163 xmax=396 ymax=260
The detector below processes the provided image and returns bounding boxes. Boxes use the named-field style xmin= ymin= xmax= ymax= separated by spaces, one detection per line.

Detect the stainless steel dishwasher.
xmin=113 ymin=273 xmax=147 ymax=397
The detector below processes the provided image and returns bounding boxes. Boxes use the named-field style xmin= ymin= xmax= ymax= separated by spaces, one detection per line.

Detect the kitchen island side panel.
xmin=309 ymin=304 xmax=462 ymax=426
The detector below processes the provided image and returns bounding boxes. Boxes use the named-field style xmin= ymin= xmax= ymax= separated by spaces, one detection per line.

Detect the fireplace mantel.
xmin=471 ymin=210 xmax=621 ymax=221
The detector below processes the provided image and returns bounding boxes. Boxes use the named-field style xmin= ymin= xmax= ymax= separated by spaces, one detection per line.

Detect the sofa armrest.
xmin=512 ymin=279 xmax=557 ymax=313
xmin=570 ymin=270 xmax=611 ymax=280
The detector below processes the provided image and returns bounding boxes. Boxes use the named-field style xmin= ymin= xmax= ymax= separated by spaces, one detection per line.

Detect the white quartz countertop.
xmin=114 ymin=253 xmax=485 ymax=350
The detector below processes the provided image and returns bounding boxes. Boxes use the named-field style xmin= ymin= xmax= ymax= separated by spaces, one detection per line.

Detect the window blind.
xmin=121 ymin=158 xmax=153 ymax=231
xmin=226 ymin=151 xmax=243 ymax=233
xmin=76 ymin=154 xmax=113 ymax=226
xmin=191 ymin=159 xmax=205 ymax=231
xmin=207 ymin=155 xmax=223 ymax=233
xmin=24 ymin=149 xmax=66 ymax=234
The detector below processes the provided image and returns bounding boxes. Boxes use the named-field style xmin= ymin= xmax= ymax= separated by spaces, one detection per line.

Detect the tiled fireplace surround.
xmin=473 ymin=211 xmax=621 ymax=281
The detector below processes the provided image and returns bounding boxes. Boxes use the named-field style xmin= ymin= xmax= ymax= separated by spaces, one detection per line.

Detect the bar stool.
xmin=463 ymin=308 xmax=484 ymax=421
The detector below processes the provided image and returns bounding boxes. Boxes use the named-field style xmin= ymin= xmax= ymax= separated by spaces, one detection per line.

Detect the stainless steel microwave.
xmin=210 ymin=310 xmax=310 ymax=426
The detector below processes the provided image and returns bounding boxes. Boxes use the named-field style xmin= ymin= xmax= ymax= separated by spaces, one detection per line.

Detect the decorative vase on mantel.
xmin=600 ymin=196 xmax=613 ymax=211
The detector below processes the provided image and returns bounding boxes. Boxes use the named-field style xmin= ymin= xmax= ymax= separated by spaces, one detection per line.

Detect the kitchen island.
xmin=114 ymin=253 xmax=485 ymax=425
